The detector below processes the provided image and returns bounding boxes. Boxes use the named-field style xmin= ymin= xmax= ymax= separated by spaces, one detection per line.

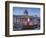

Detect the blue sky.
xmin=13 ymin=7 xmax=40 ymax=17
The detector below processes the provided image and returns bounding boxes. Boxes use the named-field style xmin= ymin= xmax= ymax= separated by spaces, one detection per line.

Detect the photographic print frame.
xmin=5 ymin=1 xmax=45 ymax=37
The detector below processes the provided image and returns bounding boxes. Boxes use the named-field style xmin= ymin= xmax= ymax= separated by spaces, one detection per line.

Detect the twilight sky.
xmin=13 ymin=7 xmax=40 ymax=17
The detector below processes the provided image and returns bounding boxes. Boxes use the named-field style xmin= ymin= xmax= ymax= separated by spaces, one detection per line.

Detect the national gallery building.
xmin=13 ymin=10 xmax=34 ymax=25
xmin=13 ymin=10 xmax=40 ymax=30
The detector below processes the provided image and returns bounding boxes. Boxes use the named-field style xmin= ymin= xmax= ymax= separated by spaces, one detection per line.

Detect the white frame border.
xmin=9 ymin=3 xmax=44 ymax=35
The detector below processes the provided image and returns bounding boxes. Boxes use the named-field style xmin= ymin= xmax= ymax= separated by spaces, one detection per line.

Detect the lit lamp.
xmin=27 ymin=18 xmax=30 ymax=22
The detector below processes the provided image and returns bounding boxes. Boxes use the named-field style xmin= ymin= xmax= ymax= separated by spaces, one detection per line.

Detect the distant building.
xmin=13 ymin=9 xmax=40 ymax=25
xmin=13 ymin=10 xmax=33 ymax=26
xmin=13 ymin=10 xmax=40 ymax=30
